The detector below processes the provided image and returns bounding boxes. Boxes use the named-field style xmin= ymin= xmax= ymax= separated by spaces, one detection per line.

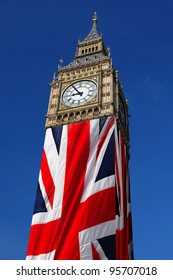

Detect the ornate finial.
xmin=53 ymin=71 xmax=56 ymax=80
xmin=59 ymin=58 xmax=63 ymax=65
xmin=58 ymin=57 xmax=63 ymax=69
xmin=93 ymin=12 xmax=98 ymax=24
xmin=107 ymin=46 xmax=111 ymax=57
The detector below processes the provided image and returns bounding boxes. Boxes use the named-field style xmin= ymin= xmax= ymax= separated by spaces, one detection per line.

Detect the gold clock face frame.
xmin=62 ymin=80 xmax=98 ymax=107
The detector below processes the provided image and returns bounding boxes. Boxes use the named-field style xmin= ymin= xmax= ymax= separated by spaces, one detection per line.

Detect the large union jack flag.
xmin=26 ymin=116 xmax=133 ymax=260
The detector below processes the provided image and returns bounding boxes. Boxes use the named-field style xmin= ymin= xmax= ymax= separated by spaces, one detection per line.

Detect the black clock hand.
xmin=72 ymin=92 xmax=83 ymax=96
xmin=72 ymin=85 xmax=83 ymax=96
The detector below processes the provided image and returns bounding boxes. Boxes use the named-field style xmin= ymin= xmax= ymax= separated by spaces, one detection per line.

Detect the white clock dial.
xmin=62 ymin=80 xmax=97 ymax=107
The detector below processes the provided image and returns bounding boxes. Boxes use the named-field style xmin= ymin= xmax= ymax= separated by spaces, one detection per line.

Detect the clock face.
xmin=62 ymin=80 xmax=97 ymax=107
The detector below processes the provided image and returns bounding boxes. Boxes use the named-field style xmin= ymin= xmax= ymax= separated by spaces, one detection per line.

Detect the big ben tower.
xmin=26 ymin=13 xmax=133 ymax=260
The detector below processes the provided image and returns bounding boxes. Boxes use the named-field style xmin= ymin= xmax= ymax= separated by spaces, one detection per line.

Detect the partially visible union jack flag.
xmin=26 ymin=116 xmax=133 ymax=260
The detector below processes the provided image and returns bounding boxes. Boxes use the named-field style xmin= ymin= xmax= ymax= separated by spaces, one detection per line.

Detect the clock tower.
xmin=27 ymin=13 xmax=133 ymax=260
xmin=46 ymin=12 xmax=129 ymax=144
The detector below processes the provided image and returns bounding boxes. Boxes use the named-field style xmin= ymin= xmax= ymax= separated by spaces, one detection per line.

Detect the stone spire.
xmin=83 ymin=12 xmax=101 ymax=42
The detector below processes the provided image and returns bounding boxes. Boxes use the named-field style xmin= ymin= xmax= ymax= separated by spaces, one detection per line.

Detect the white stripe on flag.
xmin=52 ymin=126 xmax=67 ymax=210
xmin=31 ymin=207 xmax=62 ymax=225
xmin=81 ymin=121 xmax=114 ymax=202
xmin=26 ymin=249 xmax=56 ymax=260
xmin=79 ymin=219 xmax=116 ymax=259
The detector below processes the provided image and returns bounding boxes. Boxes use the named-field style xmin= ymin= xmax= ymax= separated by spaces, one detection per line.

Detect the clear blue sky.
xmin=0 ymin=0 xmax=173 ymax=260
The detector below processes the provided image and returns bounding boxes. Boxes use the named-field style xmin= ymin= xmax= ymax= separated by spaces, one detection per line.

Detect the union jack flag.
xmin=26 ymin=116 xmax=133 ymax=259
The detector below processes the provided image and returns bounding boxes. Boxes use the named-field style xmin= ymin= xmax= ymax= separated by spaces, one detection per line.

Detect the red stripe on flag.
xmin=61 ymin=121 xmax=90 ymax=221
xmin=114 ymin=140 xmax=121 ymax=212
xmin=53 ymin=121 xmax=90 ymax=259
xmin=92 ymin=244 xmax=101 ymax=260
xmin=116 ymin=134 xmax=130 ymax=260
xmin=116 ymin=229 xmax=126 ymax=259
xmin=79 ymin=187 xmax=115 ymax=230
xmin=120 ymin=134 xmax=127 ymax=214
xmin=26 ymin=218 xmax=61 ymax=256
